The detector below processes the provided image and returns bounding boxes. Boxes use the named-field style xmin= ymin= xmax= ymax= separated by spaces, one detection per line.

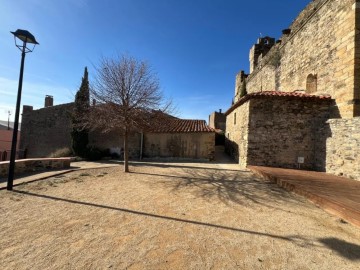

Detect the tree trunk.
xmin=124 ymin=128 xmax=129 ymax=172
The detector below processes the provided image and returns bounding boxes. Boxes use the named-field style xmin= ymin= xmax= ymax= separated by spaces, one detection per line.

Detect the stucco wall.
xmin=224 ymin=102 xmax=250 ymax=167
xmin=89 ymin=129 xmax=141 ymax=159
xmin=0 ymin=130 xmax=21 ymax=160
xmin=316 ymin=117 xmax=360 ymax=180
xmin=20 ymin=103 xmax=74 ymax=157
xmin=143 ymin=133 xmax=215 ymax=160
xmin=240 ymin=0 xmax=358 ymax=118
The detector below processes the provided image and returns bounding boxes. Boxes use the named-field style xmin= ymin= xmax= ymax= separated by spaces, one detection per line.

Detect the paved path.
xmin=249 ymin=166 xmax=360 ymax=227
xmin=0 ymin=160 xmax=119 ymax=190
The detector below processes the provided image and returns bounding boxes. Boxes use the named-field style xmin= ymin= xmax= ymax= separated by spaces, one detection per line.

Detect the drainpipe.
xmin=139 ymin=132 xmax=144 ymax=160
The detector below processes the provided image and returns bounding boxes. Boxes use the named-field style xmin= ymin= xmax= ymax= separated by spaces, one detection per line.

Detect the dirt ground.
xmin=1 ymin=160 xmax=360 ymax=269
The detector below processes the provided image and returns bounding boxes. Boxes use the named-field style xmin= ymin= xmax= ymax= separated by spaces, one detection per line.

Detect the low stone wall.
xmin=0 ymin=158 xmax=71 ymax=178
xmin=317 ymin=117 xmax=360 ymax=180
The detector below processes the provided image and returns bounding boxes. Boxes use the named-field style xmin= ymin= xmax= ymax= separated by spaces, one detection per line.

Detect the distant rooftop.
xmin=149 ymin=119 xmax=214 ymax=133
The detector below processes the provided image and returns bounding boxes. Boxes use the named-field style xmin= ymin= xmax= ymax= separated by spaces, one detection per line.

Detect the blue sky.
xmin=0 ymin=0 xmax=310 ymax=122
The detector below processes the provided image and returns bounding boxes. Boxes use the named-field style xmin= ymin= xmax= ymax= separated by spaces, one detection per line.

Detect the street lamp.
xmin=7 ymin=29 xmax=39 ymax=190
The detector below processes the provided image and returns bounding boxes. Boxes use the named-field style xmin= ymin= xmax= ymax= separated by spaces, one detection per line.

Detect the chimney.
xmin=282 ymin=29 xmax=291 ymax=35
xmin=45 ymin=95 xmax=53 ymax=107
xmin=22 ymin=105 xmax=33 ymax=114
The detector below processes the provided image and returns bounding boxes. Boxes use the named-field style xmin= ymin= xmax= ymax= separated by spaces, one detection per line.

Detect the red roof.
xmin=149 ymin=119 xmax=214 ymax=133
xmin=225 ymin=91 xmax=332 ymax=115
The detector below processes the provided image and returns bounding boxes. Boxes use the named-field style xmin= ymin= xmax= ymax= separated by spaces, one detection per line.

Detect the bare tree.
xmin=89 ymin=54 xmax=172 ymax=172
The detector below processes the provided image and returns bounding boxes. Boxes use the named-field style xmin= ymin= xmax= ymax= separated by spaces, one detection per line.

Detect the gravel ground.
xmin=0 ymin=160 xmax=360 ymax=269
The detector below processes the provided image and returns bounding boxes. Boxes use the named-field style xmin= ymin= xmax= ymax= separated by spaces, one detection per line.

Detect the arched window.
xmin=306 ymin=74 xmax=317 ymax=94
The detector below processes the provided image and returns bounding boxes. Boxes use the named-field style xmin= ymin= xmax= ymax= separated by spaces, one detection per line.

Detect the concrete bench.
xmin=0 ymin=158 xmax=72 ymax=178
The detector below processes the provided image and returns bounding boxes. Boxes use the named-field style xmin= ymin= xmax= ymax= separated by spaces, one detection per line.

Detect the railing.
xmin=0 ymin=149 xmax=27 ymax=161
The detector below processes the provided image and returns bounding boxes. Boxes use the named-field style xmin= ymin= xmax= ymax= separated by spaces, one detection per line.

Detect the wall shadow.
xmin=13 ymin=189 xmax=315 ymax=247
xmin=314 ymin=100 xmax=341 ymax=172
xmin=319 ymin=238 xmax=360 ymax=261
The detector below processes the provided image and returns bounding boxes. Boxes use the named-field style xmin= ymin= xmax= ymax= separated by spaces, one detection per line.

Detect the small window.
xmin=306 ymin=74 xmax=317 ymax=94
xmin=234 ymin=113 xmax=237 ymax=125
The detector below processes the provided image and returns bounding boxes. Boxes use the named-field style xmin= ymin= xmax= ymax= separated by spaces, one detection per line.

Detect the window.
xmin=234 ymin=113 xmax=237 ymax=125
xmin=306 ymin=74 xmax=317 ymax=94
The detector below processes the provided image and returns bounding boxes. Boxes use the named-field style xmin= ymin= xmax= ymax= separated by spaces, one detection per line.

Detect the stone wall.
xmin=209 ymin=111 xmax=226 ymax=131
xmin=247 ymin=98 xmax=332 ymax=169
xmin=239 ymin=0 xmax=359 ymax=118
xmin=224 ymin=102 xmax=250 ymax=167
xmin=316 ymin=117 xmax=360 ymax=180
xmin=20 ymin=103 xmax=74 ymax=157
xmin=143 ymin=132 xmax=215 ymax=160
xmin=0 ymin=158 xmax=71 ymax=178
xmin=246 ymin=65 xmax=276 ymax=94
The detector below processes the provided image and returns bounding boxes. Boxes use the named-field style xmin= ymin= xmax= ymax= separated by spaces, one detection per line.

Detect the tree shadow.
xmin=319 ymin=238 xmax=360 ymax=261
xmin=131 ymin=161 xmax=242 ymax=172
xmin=133 ymin=167 xmax=311 ymax=213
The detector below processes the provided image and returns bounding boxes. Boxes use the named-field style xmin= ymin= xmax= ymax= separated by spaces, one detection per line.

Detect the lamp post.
xmin=7 ymin=29 xmax=39 ymax=191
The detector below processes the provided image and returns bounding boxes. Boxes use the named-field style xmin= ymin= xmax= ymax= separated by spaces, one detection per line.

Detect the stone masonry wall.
xmin=246 ymin=65 xmax=276 ymax=94
xmin=241 ymin=0 xmax=358 ymax=118
xmin=247 ymin=98 xmax=331 ymax=169
xmin=225 ymin=102 xmax=250 ymax=167
xmin=20 ymin=103 xmax=74 ymax=157
xmin=316 ymin=117 xmax=360 ymax=180
xmin=0 ymin=158 xmax=71 ymax=178
xmin=143 ymin=133 xmax=215 ymax=160
xmin=209 ymin=111 xmax=226 ymax=130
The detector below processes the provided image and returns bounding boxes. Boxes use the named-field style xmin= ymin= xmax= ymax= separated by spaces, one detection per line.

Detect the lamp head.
xmin=11 ymin=29 xmax=39 ymax=44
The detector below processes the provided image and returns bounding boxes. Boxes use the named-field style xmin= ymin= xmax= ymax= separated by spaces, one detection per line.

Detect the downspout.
xmin=139 ymin=132 xmax=143 ymax=160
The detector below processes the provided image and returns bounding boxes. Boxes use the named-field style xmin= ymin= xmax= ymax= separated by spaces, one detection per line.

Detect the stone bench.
xmin=0 ymin=158 xmax=72 ymax=178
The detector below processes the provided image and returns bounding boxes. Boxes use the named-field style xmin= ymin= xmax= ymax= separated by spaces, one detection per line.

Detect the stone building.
xmin=226 ymin=0 xmax=360 ymax=180
xmin=208 ymin=109 xmax=226 ymax=131
xmin=20 ymin=97 xmax=215 ymax=160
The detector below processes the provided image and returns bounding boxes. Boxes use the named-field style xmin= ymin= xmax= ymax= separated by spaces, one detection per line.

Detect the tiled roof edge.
xmin=225 ymin=91 xmax=332 ymax=115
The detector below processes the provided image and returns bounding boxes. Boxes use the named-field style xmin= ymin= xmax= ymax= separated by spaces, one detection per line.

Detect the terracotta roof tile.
xmin=149 ymin=119 xmax=215 ymax=133
xmin=225 ymin=91 xmax=332 ymax=115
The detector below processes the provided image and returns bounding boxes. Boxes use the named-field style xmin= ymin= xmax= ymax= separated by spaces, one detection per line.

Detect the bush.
xmin=85 ymin=146 xmax=110 ymax=161
xmin=85 ymin=146 xmax=103 ymax=161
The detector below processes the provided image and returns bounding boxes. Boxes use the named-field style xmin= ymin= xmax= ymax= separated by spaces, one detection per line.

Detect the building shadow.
xmin=12 ymin=189 xmax=315 ymax=248
xmin=131 ymin=162 xmax=241 ymax=172
xmin=319 ymin=238 xmax=360 ymax=261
